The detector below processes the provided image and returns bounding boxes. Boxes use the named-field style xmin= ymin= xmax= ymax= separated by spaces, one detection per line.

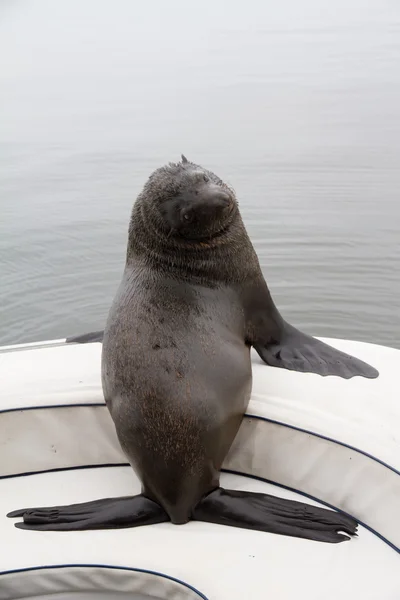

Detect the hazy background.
xmin=1 ymin=0 xmax=399 ymax=348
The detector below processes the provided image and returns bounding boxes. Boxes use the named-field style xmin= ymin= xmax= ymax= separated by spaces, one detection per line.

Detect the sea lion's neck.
xmin=125 ymin=198 xmax=261 ymax=286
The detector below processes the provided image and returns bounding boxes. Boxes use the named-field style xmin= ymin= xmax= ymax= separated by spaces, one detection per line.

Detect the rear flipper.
xmin=192 ymin=488 xmax=358 ymax=543
xmin=254 ymin=321 xmax=378 ymax=379
xmin=7 ymin=495 xmax=169 ymax=531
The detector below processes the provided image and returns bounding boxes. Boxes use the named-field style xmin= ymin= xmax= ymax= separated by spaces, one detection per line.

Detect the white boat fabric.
xmin=0 ymin=337 xmax=399 ymax=599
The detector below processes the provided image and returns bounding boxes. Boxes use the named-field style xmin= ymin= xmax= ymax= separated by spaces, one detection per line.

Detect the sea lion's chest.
xmin=112 ymin=268 xmax=246 ymax=340
xmin=102 ymin=268 xmax=251 ymax=411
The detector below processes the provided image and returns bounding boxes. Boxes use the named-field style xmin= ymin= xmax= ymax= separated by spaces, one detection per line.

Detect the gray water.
xmin=1 ymin=0 xmax=399 ymax=348
xmin=27 ymin=595 xmax=162 ymax=600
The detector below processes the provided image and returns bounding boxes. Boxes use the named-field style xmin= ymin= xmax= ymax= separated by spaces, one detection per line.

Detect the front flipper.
xmin=192 ymin=488 xmax=358 ymax=543
xmin=7 ymin=495 xmax=169 ymax=531
xmin=243 ymin=278 xmax=378 ymax=379
xmin=254 ymin=321 xmax=378 ymax=379
xmin=66 ymin=330 xmax=104 ymax=344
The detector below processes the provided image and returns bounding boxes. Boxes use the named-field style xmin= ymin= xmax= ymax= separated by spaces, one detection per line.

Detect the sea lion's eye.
xmin=182 ymin=212 xmax=193 ymax=223
xmin=203 ymin=175 xmax=209 ymax=183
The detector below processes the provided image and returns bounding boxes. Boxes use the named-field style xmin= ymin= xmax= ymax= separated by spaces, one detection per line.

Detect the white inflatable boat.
xmin=0 ymin=335 xmax=399 ymax=599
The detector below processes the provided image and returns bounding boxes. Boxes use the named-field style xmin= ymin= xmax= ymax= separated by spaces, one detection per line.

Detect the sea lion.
xmin=8 ymin=156 xmax=377 ymax=542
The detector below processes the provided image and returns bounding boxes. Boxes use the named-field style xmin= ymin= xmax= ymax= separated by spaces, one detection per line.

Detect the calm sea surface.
xmin=1 ymin=0 xmax=399 ymax=348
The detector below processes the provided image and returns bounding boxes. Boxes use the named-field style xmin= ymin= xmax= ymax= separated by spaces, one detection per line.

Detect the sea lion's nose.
xmin=204 ymin=185 xmax=232 ymax=208
xmin=214 ymin=189 xmax=232 ymax=207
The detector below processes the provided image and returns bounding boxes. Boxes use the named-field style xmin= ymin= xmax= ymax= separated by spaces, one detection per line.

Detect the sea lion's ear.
xmin=181 ymin=154 xmax=188 ymax=164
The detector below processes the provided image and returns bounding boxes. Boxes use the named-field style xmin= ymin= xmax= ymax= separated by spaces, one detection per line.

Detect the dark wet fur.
xmin=9 ymin=156 xmax=371 ymax=541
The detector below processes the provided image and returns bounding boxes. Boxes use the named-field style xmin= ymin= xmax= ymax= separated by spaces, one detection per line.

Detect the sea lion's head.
xmin=141 ymin=155 xmax=237 ymax=241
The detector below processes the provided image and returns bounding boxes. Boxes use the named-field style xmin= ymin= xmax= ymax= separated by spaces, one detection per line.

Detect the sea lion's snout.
xmin=179 ymin=182 xmax=233 ymax=224
xmin=152 ymin=161 xmax=237 ymax=239
xmin=200 ymin=185 xmax=232 ymax=209
xmin=180 ymin=186 xmax=232 ymax=227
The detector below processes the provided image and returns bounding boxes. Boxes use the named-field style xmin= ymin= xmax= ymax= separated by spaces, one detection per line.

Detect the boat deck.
xmin=1 ymin=337 xmax=399 ymax=598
